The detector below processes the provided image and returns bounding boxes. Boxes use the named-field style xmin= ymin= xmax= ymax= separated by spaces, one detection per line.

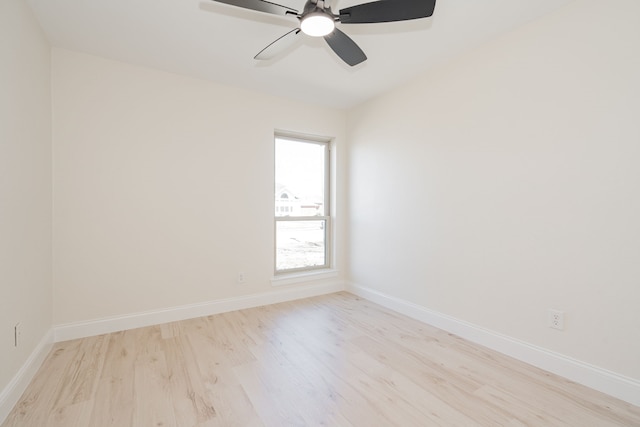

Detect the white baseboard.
xmin=0 ymin=329 xmax=54 ymax=424
xmin=347 ymin=283 xmax=640 ymax=407
xmin=54 ymin=281 xmax=345 ymax=342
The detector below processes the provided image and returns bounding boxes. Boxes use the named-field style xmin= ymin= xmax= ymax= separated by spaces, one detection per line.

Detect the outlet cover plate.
xmin=547 ymin=309 xmax=564 ymax=330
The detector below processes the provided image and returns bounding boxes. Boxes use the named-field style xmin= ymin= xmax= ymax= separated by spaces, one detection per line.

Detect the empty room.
xmin=1 ymin=0 xmax=639 ymax=425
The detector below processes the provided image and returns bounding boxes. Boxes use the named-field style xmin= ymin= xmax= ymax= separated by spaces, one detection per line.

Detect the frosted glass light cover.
xmin=301 ymin=13 xmax=335 ymax=37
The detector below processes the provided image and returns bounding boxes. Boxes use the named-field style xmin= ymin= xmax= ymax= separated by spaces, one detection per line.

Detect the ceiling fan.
xmin=210 ymin=0 xmax=437 ymax=66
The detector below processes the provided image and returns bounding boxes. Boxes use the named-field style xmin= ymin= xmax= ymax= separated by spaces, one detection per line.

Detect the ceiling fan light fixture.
xmin=300 ymin=12 xmax=335 ymax=37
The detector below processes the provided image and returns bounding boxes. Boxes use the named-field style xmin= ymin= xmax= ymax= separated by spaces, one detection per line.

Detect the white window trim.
xmin=274 ymin=132 xmax=333 ymax=276
xmin=271 ymin=268 xmax=339 ymax=287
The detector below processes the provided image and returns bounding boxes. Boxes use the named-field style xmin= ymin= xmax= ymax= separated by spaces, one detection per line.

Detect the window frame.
xmin=274 ymin=133 xmax=331 ymax=275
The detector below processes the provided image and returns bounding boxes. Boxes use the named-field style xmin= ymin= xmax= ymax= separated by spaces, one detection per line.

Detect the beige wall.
xmin=347 ymin=0 xmax=640 ymax=380
xmin=0 ymin=0 xmax=52 ymax=391
xmin=52 ymin=49 xmax=347 ymax=324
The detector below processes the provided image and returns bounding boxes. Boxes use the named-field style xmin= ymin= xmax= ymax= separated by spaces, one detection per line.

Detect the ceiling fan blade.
xmin=211 ymin=0 xmax=298 ymax=17
xmin=324 ymin=29 xmax=367 ymax=66
xmin=339 ymin=0 xmax=436 ymax=24
xmin=255 ymin=29 xmax=303 ymax=60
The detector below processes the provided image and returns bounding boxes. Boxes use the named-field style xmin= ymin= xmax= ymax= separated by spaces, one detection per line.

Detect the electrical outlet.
xmin=547 ymin=309 xmax=564 ymax=330
xmin=237 ymin=272 xmax=245 ymax=284
xmin=14 ymin=323 xmax=21 ymax=347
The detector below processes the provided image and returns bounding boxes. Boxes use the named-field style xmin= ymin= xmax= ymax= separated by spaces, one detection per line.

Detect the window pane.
xmin=276 ymin=220 xmax=326 ymax=271
xmin=275 ymin=138 xmax=325 ymax=217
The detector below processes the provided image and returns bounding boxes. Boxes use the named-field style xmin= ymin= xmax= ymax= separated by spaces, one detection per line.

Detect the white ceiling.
xmin=26 ymin=0 xmax=571 ymax=109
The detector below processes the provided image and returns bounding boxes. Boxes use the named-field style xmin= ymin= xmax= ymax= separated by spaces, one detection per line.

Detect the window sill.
xmin=271 ymin=269 xmax=339 ymax=287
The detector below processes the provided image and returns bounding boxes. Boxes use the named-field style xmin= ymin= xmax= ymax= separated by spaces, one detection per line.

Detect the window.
xmin=275 ymin=134 xmax=330 ymax=274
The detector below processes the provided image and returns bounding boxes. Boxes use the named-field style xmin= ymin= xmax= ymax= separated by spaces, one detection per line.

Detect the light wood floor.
xmin=3 ymin=292 xmax=639 ymax=426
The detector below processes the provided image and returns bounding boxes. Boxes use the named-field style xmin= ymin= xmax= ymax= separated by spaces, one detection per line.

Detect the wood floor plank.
xmin=87 ymin=330 xmax=138 ymax=427
xmin=49 ymin=399 xmax=95 ymax=427
xmin=206 ymin=384 xmax=266 ymax=427
xmin=2 ymin=292 xmax=639 ymax=427
xmin=350 ymin=335 xmax=516 ymax=425
xmin=51 ymin=334 xmax=108 ymax=409
xmin=132 ymin=351 xmax=176 ymax=427
xmin=162 ymin=334 xmax=218 ymax=427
